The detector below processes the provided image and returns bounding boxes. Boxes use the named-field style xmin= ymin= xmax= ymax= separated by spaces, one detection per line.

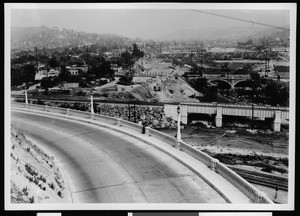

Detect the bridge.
xmin=204 ymin=74 xmax=251 ymax=89
xmin=165 ymin=102 xmax=289 ymax=132
xmin=11 ymin=102 xmax=273 ymax=204
xmin=12 ymin=93 xmax=289 ymax=132
xmin=203 ymin=74 xmax=284 ymax=89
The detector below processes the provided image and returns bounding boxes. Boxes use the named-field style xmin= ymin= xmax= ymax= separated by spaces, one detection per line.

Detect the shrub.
xmin=33 ymin=178 xmax=39 ymax=185
xmin=29 ymin=196 xmax=34 ymax=203
xmin=38 ymin=175 xmax=46 ymax=183
xmin=37 ymin=99 xmax=45 ymax=105
xmin=28 ymin=176 xmax=33 ymax=182
xmin=57 ymin=191 xmax=62 ymax=197
xmin=48 ymin=182 xmax=55 ymax=190
xmin=25 ymin=164 xmax=38 ymax=176
xmin=77 ymin=90 xmax=86 ymax=96
xmin=22 ymin=187 xmax=28 ymax=196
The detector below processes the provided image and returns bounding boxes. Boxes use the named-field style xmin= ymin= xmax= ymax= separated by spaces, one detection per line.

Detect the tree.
xmin=264 ymin=80 xmax=289 ymax=106
xmin=40 ymin=77 xmax=53 ymax=90
xmin=118 ymin=74 xmax=133 ymax=85
xmin=203 ymin=85 xmax=218 ymax=102
xmin=11 ymin=64 xmax=36 ymax=87
xmin=189 ymin=65 xmax=203 ymax=77
xmin=121 ymin=50 xmax=134 ymax=66
xmin=58 ymin=66 xmax=71 ymax=81
xmin=132 ymin=43 xmax=144 ymax=59
xmin=11 ymin=68 xmax=24 ymax=87
xmin=91 ymin=58 xmax=114 ymax=78
xmin=191 ymin=77 xmax=208 ymax=92
xmin=23 ymin=64 xmax=36 ymax=83
xmin=250 ymin=71 xmax=260 ymax=82
xmin=48 ymin=57 xmax=60 ymax=68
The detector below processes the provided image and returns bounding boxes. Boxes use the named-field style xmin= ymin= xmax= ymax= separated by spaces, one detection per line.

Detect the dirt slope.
xmin=10 ymin=125 xmax=72 ymax=203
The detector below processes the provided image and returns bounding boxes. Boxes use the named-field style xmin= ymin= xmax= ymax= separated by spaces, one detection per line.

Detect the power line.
xmin=189 ymin=9 xmax=290 ymax=31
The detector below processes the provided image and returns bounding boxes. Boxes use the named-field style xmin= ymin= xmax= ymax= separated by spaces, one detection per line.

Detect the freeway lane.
xmin=11 ymin=110 xmax=227 ymax=203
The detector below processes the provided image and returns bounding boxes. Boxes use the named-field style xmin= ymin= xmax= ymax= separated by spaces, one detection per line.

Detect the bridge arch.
xmin=234 ymin=80 xmax=262 ymax=88
xmin=209 ymin=79 xmax=232 ymax=90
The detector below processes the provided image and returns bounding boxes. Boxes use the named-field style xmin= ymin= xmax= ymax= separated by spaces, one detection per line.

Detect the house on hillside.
xmin=66 ymin=65 xmax=88 ymax=74
xmin=61 ymin=82 xmax=79 ymax=89
xmin=48 ymin=68 xmax=59 ymax=77
xmin=35 ymin=70 xmax=48 ymax=80
xmin=69 ymin=69 xmax=79 ymax=75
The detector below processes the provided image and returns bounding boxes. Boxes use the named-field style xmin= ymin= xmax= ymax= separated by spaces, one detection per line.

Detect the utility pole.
xmin=35 ymin=47 xmax=38 ymax=74
xmin=226 ymin=63 xmax=229 ymax=103
xmin=159 ymin=42 xmax=162 ymax=54
xmin=200 ymin=48 xmax=204 ymax=76
xmin=191 ymin=50 xmax=193 ymax=66
xmin=87 ymin=46 xmax=89 ymax=74
xmin=264 ymin=48 xmax=269 ymax=77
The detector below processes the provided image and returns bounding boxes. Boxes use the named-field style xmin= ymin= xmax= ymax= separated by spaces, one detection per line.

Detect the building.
xmin=274 ymin=65 xmax=289 ymax=79
xmin=66 ymin=65 xmax=88 ymax=74
xmin=35 ymin=70 xmax=48 ymax=80
xmin=61 ymin=82 xmax=79 ymax=89
xmin=48 ymin=68 xmax=59 ymax=77
xmin=69 ymin=69 xmax=79 ymax=75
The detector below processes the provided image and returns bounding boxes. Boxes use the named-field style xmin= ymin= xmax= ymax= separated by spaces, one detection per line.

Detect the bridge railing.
xmin=184 ymin=101 xmax=289 ymax=110
xmin=180 ymin=142 xmax=212 ymax=168
xmin=119 ymin=119 xmax=143 ymax=132
xmin=215 ymin=162 xmax=273 ymax=204
xmin=68 ymin=109 xmax=91 ymax=119
xmin=147 ymin=127 xmax=178 ymax=148
xmin=94 ymin=113 xmax=118 ymax=125
xmin=11 ymin=102 xmax=273 ymax=204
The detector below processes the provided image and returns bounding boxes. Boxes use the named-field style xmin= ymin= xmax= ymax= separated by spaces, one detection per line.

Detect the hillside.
xmin=10 ymin=125 xmax=71 ymax=203
xmin=11 ymin=25 xmax=131 ymax=50
xmin=161 ymin=26 xmax=290 ymax=42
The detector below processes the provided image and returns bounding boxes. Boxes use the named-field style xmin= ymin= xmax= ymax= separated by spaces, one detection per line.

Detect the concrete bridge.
xmin=201 ymin=74 xmax=283 ymax=89
xmin=164 ymin=102 xmax=289 ymax=132
xmin=204 ymin=74 xmax=251 ymax=89
xmin=10 ymin=102 xmax=273 ymax=205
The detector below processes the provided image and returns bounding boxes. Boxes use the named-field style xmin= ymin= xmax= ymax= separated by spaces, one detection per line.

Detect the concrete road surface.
xmin=11 ymin=110 xmax=227 ymax=203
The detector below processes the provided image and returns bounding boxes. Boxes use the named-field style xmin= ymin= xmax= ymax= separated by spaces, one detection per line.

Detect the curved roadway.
xmin=11 ymin=110 xmax=227 ymax=203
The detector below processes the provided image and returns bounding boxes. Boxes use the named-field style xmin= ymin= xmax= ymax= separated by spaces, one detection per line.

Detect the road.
xmin=11 ymin=110 xmax=227 ymax=203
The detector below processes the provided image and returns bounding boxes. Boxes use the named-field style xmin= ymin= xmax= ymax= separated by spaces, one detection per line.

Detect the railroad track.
xmin=227 ymin=165 xmax=288 ymax=191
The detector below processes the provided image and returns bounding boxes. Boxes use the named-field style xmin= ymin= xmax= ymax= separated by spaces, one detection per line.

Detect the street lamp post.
xmin=90 ymin=90 xmax=94 ymax=119
xmin=176 ymin=105 xmax=181 ymax=142
xmin=25 ymin=88 xmax=28 ymax=105
xmin=140 ymin=113 xmax=146 ymax=134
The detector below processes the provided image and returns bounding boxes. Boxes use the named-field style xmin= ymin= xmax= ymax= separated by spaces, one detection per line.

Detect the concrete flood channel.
xmin=157 ymin=125 xmax=289 ymax=204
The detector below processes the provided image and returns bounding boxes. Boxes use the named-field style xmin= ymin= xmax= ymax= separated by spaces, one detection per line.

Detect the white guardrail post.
xmin=210 ymin=158 xmax=219 ymax=172
xmin=66 ymin=108 xmax=70 ymax=115
xmin=116 ymin=118 xmax=121 ymax=126
xmin=145 ymin=126 xmax=150 ymax=136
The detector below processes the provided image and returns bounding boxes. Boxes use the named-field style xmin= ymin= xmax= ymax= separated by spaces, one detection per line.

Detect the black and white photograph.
xmin=4 ymin=3 xmax=296 ymax=211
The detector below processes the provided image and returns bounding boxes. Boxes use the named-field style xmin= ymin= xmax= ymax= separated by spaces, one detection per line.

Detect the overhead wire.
xmin=189 ymin=9 xmax=290 ymax=31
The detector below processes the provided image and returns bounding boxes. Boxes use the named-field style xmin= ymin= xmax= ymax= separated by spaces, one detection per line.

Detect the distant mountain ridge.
xmin=10 ymin=25 xmax=290 ymax=51
xmin=11 ymin=25 xmax=132 ymax=50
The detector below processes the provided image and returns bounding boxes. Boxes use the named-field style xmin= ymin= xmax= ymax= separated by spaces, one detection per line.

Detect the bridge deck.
xmin=11 ymin=107 xmax=254 ymax=203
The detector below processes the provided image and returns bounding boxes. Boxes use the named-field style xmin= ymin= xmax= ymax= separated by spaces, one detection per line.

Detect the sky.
xmin=9 ymin=4 xmax=291 ymax=40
